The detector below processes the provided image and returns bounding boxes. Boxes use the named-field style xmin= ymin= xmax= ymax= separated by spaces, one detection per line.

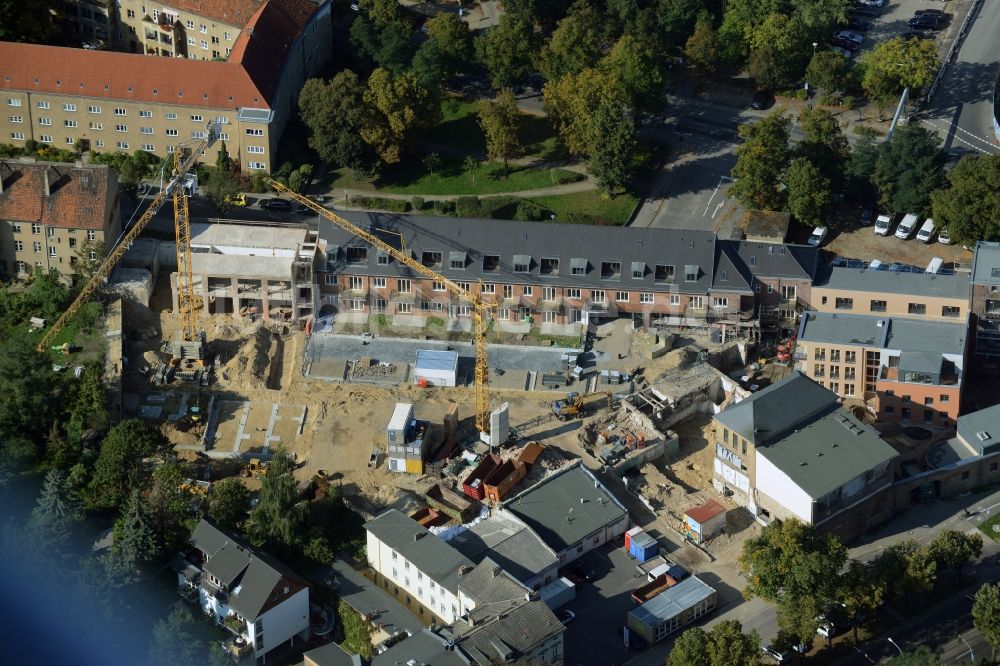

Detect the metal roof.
xmin=971 ymin=242 xmax=1000 ymax=285
xmin=364 ymin=509 xmax=475 ymax=595
xmin=372 ymin=629 xmax=469 ymax=666
xmin=450 ymin=514 xmax=558 ymax=584
xmin=415 ymin=349 xmax=459 ymax=372
xmin=628 ymin=576 xmax=716 ymax=626
xmin=814 ymin=265 xmax=970 ymax=299
xmin=757 ymin=409 xmax=898 ymax=500
xmin=330 ymin=559 xmax=423 ymax=638
xmin=797 ymin=312 xmax=889 ymax=347
xmin=685 ymin=499 xmax=726 ymax=525
xmin=957 ymin=404 xmax=1000 ymax=455
xmin=898 ymin=350 xmax=944 ymax=375
xmin=885 ymin=317 xmax=967 ymax=355
xmin=714 ymin=372 xmax=839 ymax=445
xmin=500 ymin=463 xmax=628 ymax=553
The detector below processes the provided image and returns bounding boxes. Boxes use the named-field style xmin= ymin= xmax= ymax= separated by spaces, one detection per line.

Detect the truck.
xmin=631 ymin=573 xmax=678 ymax=604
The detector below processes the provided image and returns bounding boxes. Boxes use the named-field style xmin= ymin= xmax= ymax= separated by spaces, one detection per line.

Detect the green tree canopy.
xmin=805 ymin=51 xmax=851 ymax=93
xmin=147 ymin=604 xmax=210 ymax=666
xmin=739 ymin=518 xmax=847 ymax=603
xmin=0 ymin=0 xmax=59 ymax=43
xmin=601 ymin=33 xmax=664 ymax=111
xmin=411 ymin=41 xmax=447 ymax=92
xmin=244 ymin=449 xmax=306 ymax=558
xmin=360 ymin=68 xmax=440 ymax=165
xmin=539 ymin=2 xmax=604 ymax=81
xmin=543 ymin=68 xmax=627 ymax=156
xmin=844 ymin=127 xmax=880 ymax=199
xmin=477 ymin=89 xmax=523 ymax=173
xmin=204 ymin=164 xmax=241 ymax=215
xmin=785 ymin=157 xmax=831 ymax=227
xmin=299 ymin=72 xmax=369 ymax=172
xmin=731 ymin=111 xmax=791 ymax=211
xmin=425 ymin=13 xmax=472 ymax=71
xmin=655 ymin=0 xmax=705 ymax=46
xmin=113 ymin=489 xmax=161 ymax=573
xmin=86 ymin=419 xmax=169 ymax=510
xmin=209 ymin=478 xmax=252 ymax=530
xmin=481 ymin=15 xmax=539 ymax=89
xmin=668 ymin=626 xmax=710 ymax=666
xmin=886 ymin=646 xmax=941 ymax=666
xmin=930 ymin=153 xmax=1000 ymax=245
xmin=685 ymin=19 xmax=721 ymax=74
xmin=796 ymin=107 xmax=849 ymax=185
xmin=358 ymin=0 xmax=401 ymax=29
xmin=668 ymin=620 xmax=761 ymax=666
xmin=928 ymin=529 xmax=982 ymax=574
xmin=873 ymin=123 xmax=946 ymax=215
xmin=862 ymin=37 xmax=940 ymax=98
xmin=839 ymin=560 xmax=885 ymax=642
xmin=973 ymin=583 xmax=1000 ymax=654
xmin=587 ymin=102 xmax=637 ymax=196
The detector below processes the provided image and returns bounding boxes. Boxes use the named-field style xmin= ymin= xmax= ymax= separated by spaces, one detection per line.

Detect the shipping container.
xmin=483 ymin=459 xmax=527 ymax=503
xmin=625 ymin=526 xmax=643 ymax=552
xmin=462 ymin=453 xmax=501 ymax=500
xmin=630 ymin=532 xmax=659 ymax=563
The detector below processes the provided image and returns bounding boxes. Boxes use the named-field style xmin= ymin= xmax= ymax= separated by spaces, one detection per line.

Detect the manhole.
xmin=993 ymin=525 xmax=1000 ymax=533
xmin=904 ymin=427 xmax=932 ymax=440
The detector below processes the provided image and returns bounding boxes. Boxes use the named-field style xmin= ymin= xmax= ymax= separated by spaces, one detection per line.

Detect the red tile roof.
xmin=168 ymin=0 xmax=267 ymax=26
xmin=0 ymin=160 xmax=117 ymax=230
xmin=685 ymin=499 xmax=726 ymax=525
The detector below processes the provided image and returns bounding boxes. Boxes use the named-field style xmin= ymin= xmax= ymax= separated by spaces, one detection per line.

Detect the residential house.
xmin=174 ymin=520 xmax=309 ymax=661
xmin=0 ymin=0 xmax=331 ymax=172
xmin=713 ymin=372 xmax=899 ymax=540
xmin=497 ymin=462 xmax=629 ymax=567
xmin=114 ymin=0 xmax=265 ymax=57
xmin=796 ymin=311 xmax=967 ymax=427
xmin=969 ymin=241 xmax=1000 ymax=360
xmin=61 ymin=0 xmax=117 ymax=47
xmin=372 ymin=629 xmax=470 ymax=666
xmin=0 ymin=159 xmax=120 ymax=281
xmin=328 ymin=558 xmax=422 ymax=653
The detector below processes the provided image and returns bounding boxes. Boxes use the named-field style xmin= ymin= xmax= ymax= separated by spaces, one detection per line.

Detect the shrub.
xmin=454 ymin=196 xmax=482 ymax=217
xmin=515 ymin=199 xmax=548 ymax=221
xmin=794 ymin=88 xmax=809 ymax=100
xmin=842 ymin=95 xmax=857 ymax=110
xmin=432 ymin=199 xmax=456 ymax=215
xmin=350 ymin=196 xmax=409 ymax=213
xmin=249 ymin=173 xmax=268 ymax=193
xmin=411 ymin=196 xmax=426 ymax=211
xmin=549 ymin=168 xmax=583 ymax=185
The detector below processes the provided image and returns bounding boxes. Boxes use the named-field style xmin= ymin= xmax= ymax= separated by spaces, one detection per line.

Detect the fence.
xmin=925 ymin=0 xmax=986 ymax=105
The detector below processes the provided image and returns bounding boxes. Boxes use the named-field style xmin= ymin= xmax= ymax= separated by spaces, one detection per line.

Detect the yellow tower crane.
xmin=264 ymin=178 xmax=495 ymax=435
xmin=36 ymin=122 xmax=218 ymax=354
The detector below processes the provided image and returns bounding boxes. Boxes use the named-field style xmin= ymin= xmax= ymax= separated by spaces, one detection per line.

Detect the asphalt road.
xmin=921 ymin=0 xmax=1000 ymax=156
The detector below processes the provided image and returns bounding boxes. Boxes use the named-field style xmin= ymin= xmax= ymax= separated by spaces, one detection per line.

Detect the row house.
xmin=0 ymin=0 xmax=330 ymax=173
xmin=796 ymin=311 xmax=967 ymax=428
xmin=970 ymin=242 xmax=1000 ymax=360
xmin=317 ymin=213 xmax=819 ymax=337
xmin=0 ymin=159 xmax=120 ymax=281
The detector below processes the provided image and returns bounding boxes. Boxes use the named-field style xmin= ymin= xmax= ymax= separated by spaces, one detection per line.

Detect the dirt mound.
xmin=219 ymin=326 xmax=274 ymax=390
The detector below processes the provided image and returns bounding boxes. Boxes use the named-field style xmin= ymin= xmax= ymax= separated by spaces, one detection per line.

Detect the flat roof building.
xmin=626 ymin=576 xmax=717 ymax=645
xmin=970 ymin=242 xmax=1000 ymax=359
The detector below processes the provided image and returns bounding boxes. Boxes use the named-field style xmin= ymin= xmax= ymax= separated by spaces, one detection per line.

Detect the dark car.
xmin=832 ymin=37 xmax=860 ymax=52
xmin=295 ymin=204 xmax=310 ymax=214
xmin=257 ymin=198 xmax=291 ymax=211
xmin=901 ymin=30 xmax=931 ymax=40
xmin=750 ymin=90 xmax=774 ymax=110
xmin=908 ymin=14 xmax=942 ymax=29
xmin=914 ymin=8 xmax=945 ymax=18
xmin=850 ymin=6 xmax=880 ymax=18
xmin=565 ymin=562 xmax=595 ymax=584
xmin=846 ymin=17 xmax=871 ymax=31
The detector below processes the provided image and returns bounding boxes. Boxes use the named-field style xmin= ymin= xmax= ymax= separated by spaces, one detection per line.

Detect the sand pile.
xmin=219 ymin=326 xmax=274 ymax=390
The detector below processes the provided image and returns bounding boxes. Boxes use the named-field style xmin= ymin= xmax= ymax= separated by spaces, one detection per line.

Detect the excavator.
xmin=551 ymin=391 xmax=613 ymax=420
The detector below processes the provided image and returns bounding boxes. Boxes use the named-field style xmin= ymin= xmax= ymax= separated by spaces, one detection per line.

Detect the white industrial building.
xmin=413 ymin=349 xmax=459 ymax=387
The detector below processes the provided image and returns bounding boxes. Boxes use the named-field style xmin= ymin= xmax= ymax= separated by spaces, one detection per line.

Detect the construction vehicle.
xmin=243 ymin=458 xmax=269 ymax=479
xmin=265 ymin=178 xmax=496 ymax=437
xmin=551 ymin=391 xmax=612 ymax=420
xmin=36 ymin=122 xmax=219 ymax=356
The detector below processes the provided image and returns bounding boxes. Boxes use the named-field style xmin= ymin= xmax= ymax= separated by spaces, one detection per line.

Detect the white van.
xmin=874 ymin=214 xmax=893 ymax=236
xmin=916 ymin=218 xmax=936 ymax=242
xmin=895 ymin=213 xmax=919 ymax=239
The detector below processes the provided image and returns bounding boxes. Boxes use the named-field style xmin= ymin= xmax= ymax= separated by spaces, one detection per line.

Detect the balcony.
xmin=144 ymin=30 xmax=158 ymax=40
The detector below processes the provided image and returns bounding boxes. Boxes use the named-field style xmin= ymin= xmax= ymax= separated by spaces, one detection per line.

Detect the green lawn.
xmin=979 ymin=513 xmax=1000 ymax=541
xmin=328 ymin=160 xmax=582 ymax=196
xmin=522 ymin=190 xmax=639 ymax=225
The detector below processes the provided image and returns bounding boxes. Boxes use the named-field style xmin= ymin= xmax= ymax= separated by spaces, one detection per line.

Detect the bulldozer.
xmin=243 ymin=458 xmax=269 ymax=479
xmin=551 ymin=392 xmax=584 ymax=420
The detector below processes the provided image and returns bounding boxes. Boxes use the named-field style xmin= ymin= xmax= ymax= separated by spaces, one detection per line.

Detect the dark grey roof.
xmin=330 ymin=559 xmax=423 ymax=638
xmin=455 ymin=600 xmax=564 ymax=662
xmin=372 ymin=629 xmax=469 ymax=666
xmin=971 ymin=242 xmax=1000 ymax=285
xmin=814 ymin=265 xmax=969 ymax=299
xmin=303 ymin=641 xmax=362 ymax=666
xmin=885 ymin=317 xmax=967 ymax=355
xmin=797 ymin=312 xmax=889 ymax=347
xmin=757 ymin=408 xmax=897 ymax=499
xmin=732 ymin=241 xmax=819 ymax=279
xmin=628 ymin=576 xmax=716 ymax=626
xmin=450 ymin=514 xmax=558 ymax=584
xmin=714 ymin=372 xmax=839 ymax=445
xmin=364 ymin=509 xmax=474 ymax=595
xmin=898 ymin=350 xmax=944 ymax=375
xmin=459 ymin=559 xmax=531 ymax=623
xmin=318 ymin=212 xmax=813 ymax=294
xmin=500 ymin=463 xmax=628 ymax=553
xmin=957 ymin=404 xmax=1000 ymax=456
xmin=190 ymin=520 xmax=305 ymax=621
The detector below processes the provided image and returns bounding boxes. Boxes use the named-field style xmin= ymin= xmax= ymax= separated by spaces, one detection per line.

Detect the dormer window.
xmin=513 ymin=255 xmax=531 ymax=273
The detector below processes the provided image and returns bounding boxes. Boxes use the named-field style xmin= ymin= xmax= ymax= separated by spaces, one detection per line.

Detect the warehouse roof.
xmin=971 ymin=242 xmax=1000 ymax=285
xmin=629 ymin=576 xmax=716 ymax=626
xmin=714 ymin=372 xmax=839 ymax=445
xmin=364 ymin=509 xmax=474 ymax=595
xmin=757 ymin=409 xmax=897 ymax=500
xmin=814 ymin=264 xmax=969 ymax=299
xmin=501 ymin=462 xmax=627 ymax=553
xmin=450 ymin=513 xmax=558 ymax=584
xmin=415 ymin=349 xmax=459 ymax=372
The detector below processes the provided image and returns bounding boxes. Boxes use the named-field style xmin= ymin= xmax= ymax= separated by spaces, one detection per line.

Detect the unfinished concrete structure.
xmin=170 ymin=222 xmax=321 ymax=326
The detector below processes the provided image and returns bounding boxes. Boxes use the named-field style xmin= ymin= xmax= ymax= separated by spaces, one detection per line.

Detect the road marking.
xmin=702 ymin=176 xmax=733 ymax=217
xmin=920 ymin=118 xmax=1000 ymax=155
xmin=712 ymin=201 xmax=725 ymax=219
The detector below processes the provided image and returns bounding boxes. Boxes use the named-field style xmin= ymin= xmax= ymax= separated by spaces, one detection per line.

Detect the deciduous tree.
xmin=425 ymin=13 xmax=473 ymax=72
xmin=477 ymin=89 xmax=522 ymax=174
xmin=973 ymin=583 xmax=1000 ymax=655
xmin=542 ymin=68 xmax=627 ymax=156
xmin=785 ymin=157 xmax=831 ymax=227
xmin=204 ymin=164 xmax=241 ymax=214
xmin=358 ymin=0 xmax=401 ymax=29
xmin=601 ymin=33 xmax=664 ymax=111
xmin=863 ymin=37 xmax=940 ymax=97
xmin=706 ymin=620 xmax=762 ymax=666
xmin=208 ymin=478 xmax=251 ymax=530
xmin=740 ymin=518 xmax=847 ymax=604
xmin=539 ymin=3 xmax=604 ymax=81
xmin=806 ymin=51 xmax=851 ymax=93
xmin=299 ymin=72 xmax=369 ymax=172
xmin=244 ymin=448 xmax=306 ymax=558
xmin=481 ymin=15 xmax=538 ymax=89
xmin=797 ymin=107 xmax=849 ymax=185
xmin=86 ymin=419 xmax=168 ymax=510
xmin=731 ymin=111 xmax=791 ymax=211
xmin=928 ymin=529 xmax=982 ymax=574
xmin=0 ymin=0 xmax=59 ymax=44
xmin=360 ymin=68 xmax=440 ymax=165
xmin=685 ymin=20 xmax=721 ymax=74
xmin=839 ymin=560 xmax=885 ymax=642
xmin=931 ymin=153 xmax=1000 ymax=245
xmin=669 ymin=627 xmax=710 ymax=666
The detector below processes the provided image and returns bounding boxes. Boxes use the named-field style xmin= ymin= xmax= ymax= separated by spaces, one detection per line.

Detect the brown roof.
xmin=168 ymin=0 xmax=266 ymax=26
xmin=0 ymin=160 xmax=117 ymax=230
xmin=0 ymin=41 xmax=268 ymax=110
xmin=685 ymin=499 xmax=726 ymax=525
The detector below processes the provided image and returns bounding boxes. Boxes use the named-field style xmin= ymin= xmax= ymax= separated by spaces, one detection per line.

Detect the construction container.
xmin=631 ymin=573 xmax=678 ymax=604
xmin=482 ymin=459 xmax=527 ymax=503
xmin=630 ymin=532 xmax=659 ymax=563
xmin=426 ymin=483 xmax=479 ymax=523
xmin=462 ymin=453 xmax=501 ymax=500
xmin=540 ymin=577 xmax=576 ymax=610
xmin=413 ymin=349 xmax=458 ymax=387
xmin=624 ymin=526 xmax=643 ymax=552
xmin=387 ymin=403 xmax=414 ymax=444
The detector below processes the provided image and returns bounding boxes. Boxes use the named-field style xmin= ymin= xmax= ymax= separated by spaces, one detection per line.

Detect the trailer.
xmin=462 ymin=453 xmax=501 ymax=500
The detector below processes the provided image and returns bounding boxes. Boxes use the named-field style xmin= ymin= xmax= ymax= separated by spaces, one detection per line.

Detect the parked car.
xmin=751 ymin=90 xmax=775 ymax=110
xmin=832 ymin=37 xmax=860 ymax=52
xmin=874 ymin=214 xmax=894 ymax=235
xmin=938 ymin=227 xmax=952 ymax=245
xmin=558 ymin=610 xmax=576 ymax=626
xmin=916 ymin=218 xmax=936 ymax=242
xmin=895 ymin=213 xmax=919 ymax=239
xmin=908 ymin=14 xmax=942 ymax=29
xmin=851 ymin=5 xmax=881 ymax=17
xmin=859 ymin=202 xmax=875 ymax=226
xmin=856 ymin=0 xmax=885 ymax=6
xmin=762 ymin=645 xmax=790 ymax=663
xmin=816 ymin=616 xmax=840 ymax=638
xmin=807 ymin=226 xmax=828 ymax=247
xmin=831 ymin=46 xmax=855 ymax=58
xmin=846 ymin=17 xmax=871 ymax=31
xmin=835 ymin=30 xmax=865 ymax=44
xmin=257 ymin=198 xmax=291 ymax=211
xmin=914 ymin=9 xmax=946 ymax=18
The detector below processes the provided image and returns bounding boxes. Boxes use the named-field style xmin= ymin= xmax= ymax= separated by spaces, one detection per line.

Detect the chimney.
xmin=414 ymin=532 xmax=426 ymax=541
xmin=492 ymin=564 xmax=502 ymax=578
xmin=458 ymin=565 xmax=472 ymax=576
xmin=283 ymin=586 xmax=289 ymax=595
xmin=43 ymin=167 xmax=51 ymax=196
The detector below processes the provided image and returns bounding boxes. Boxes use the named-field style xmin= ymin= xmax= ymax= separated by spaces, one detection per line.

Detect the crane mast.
xmin=264 ymin=178 xmax=494 ymax=434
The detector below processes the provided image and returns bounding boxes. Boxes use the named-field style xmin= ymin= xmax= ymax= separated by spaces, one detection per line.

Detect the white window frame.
xmin=7 ymin=98 xmax=21 ymax=107
xmin=38 ymin=117 xmax=52 ymax=126
xmin=640 ymin=293 xmax=654 ymax=304
xmin=373 ymin=277 xmax=386 ymax=289
xmin=62 ymin=103 xmax=77 ymax=112
xmin=10 ymin=132 xmax=24 ymax=140
xmin=88 ymin=105 xmax=101 ymax=114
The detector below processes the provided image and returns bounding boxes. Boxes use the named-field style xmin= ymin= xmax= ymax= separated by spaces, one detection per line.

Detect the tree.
xmin=973 ymin=583 xmax=1000 ymax=656
xmin=669 ymin=627 xmax=710 ymax=666
xmin=746 ymin=13 xmax=810 ymax=91
xmin=844 ymin=126 xmax=880 ymax=199
xmin=875 ymin=540 xmax=938 ymax=601
xmin=797 ymin=107 xmax=849 ymax=185
xmin=706 ymin=620 xmax=761 ymax=666
xmin=64 ymin=362 xmax=108 ymax=456
xmin=209 ymin=478 xmax=251 ymax=530
xmin=886 ymin=646 xmax=942 ymax=666
xmin=117 ymin=157 xmax=143 ymax=197
xmin=481 ymin=15 xmax=538 ymax=89
xmin=731 ymin=111 xmax=791 ymax=211
xmin=806 ymin=51 xmax=851 ymax=92
xmin=928 ymin=530 xmax=982 ymax=575
xmin=204 ymin=164 xmax=241 ymax=214
xmin=0 ymin=333 xmax=64 ymax=447
xmin=411 ymin=40 xmax=447 ymax=91
xmin=588 ymin=102 xmax=636 ymax=196
xmin=740 ymin=518 xmax=847 ymax=604
xmin=373 ymin=21 xmax=414 ymax=75
xmin=146 ymin=460 xmax=191 ymax=554
xmin=72 ymin=239 xmax=108 ymax=285
xmin=214 ymin=140 xmax=232 ymax=173
xmin=0 ymin=0 xmax=59 ymax=44
xmin=425 ymin=13 xmax=472 ymax=73
xmin=113 ymin=489 xmax=161 ymax=573
xmin=87 ymin=419 xmax=168 ymax=510
xmin=338 ymin=599 xmax=374 ymax=659
xmin=299 ymin=72 xmax=369 ymax=171
xmin=785 ymin=157 xmax=831 ymax=226
xmin=873 ymin=123 xmax=946 ymax=215
xmin=863 ymin=37 xmax=940 ymax=98
xmin=148 ymin=604 xmax=209 ymax=666
xmin=601 ymin=33 xmax=664 ymax=111
xmin=477 ymin=89 xmax=522 ymax=174
xmin=543 ymin=68 xmax=627 ymax=156
xmin=931 ymin=153 xmax=1000 ymax=245
xmin=539 ymin=3 xmax=604 ymax=81
xmin=422 ymin=152 xmax=442 ymax=175
xmin=360 ymin=68 xmax=440 ymax=164
xmin=685 ymin=19 xmax=721 ymax=74
xmin=244 ymin=448 xmax=306 ymax=558
xmin=840 ymin=560 xmax=886 ymax=642
xmin=30 ymin=469 xmax=81 ymax=534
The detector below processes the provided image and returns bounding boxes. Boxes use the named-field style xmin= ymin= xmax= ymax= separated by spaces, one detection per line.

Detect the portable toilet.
xmin=631 ymin=532 xmax=659 ymax=563
xmin=625 ymin=526 xmax=643 ymax=552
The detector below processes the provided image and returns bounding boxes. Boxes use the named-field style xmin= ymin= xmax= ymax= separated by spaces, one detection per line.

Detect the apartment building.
xmin=61 ymin=0 xmax=117 ymax=47
xmin=970 ymin=241 xmax=1000 ymax=360
xmin=0 ymin=0 xmax=331 ymax=172
xmin=796 ymin=312 xmax=967 ymax=427
xmin=713 ymin=372 xmax=898 ymax=541
xmin=115 ymin=0 xmax=265 ymax=57
xmin=812 ymin=264 xmax=969 ymax=321
xmin=0 ymin=158 xmax=120 ymax=281
xmin=317 ymin=212 xmax=819 ymax=337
